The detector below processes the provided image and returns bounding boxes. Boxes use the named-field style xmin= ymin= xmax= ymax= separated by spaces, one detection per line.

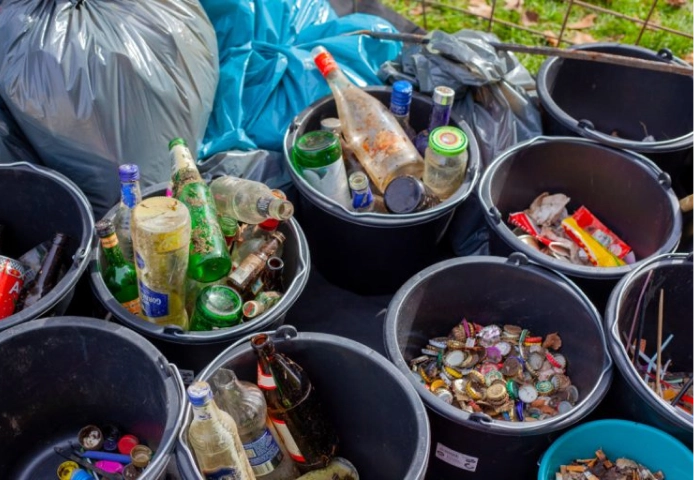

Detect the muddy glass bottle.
xmin=189 ymin=284 xmax=243 ymax=331
xmin=252 ymin=333 xmax=338 ymax=473
xmin=213 ymin=368 xmax=300 ymax=479
xmin=414 ymin=85 xmax=456 ymax=156
xmin=211 ymin=176 xmax=294 ymax=225
xmin=229 ymin=232 xmax=285 ymax=297
xmin=95 ymin=219 xmax=140 ymax=315
xmin=114 ymin=164 xmax=142 ymax=263
xmin=170 ymin=138 xmax=231 ymax=283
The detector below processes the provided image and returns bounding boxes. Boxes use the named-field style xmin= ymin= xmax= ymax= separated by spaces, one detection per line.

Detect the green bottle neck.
xmin=100 ymin=234 xmax=128 ymax=267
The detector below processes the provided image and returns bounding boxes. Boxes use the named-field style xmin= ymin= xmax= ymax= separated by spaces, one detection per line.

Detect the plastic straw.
xmin=655 ymin=289 xmax=664 ymax=398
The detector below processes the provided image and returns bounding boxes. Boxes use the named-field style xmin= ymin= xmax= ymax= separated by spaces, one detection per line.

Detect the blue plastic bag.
xmin=198 ymin=0 xmax=402 ymax=158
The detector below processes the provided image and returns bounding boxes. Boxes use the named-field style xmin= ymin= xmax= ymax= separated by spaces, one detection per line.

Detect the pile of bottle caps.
xmin=555 ymin=449 xmax=664 ymax=480
xmin=55 ymin=424 xmax=153 ymax=480
xmin=410 ymin=319 xmax=579 ymax=421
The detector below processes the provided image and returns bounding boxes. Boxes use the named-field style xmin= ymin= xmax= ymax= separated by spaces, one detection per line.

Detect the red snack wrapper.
xmin=571 ymin=206 xmax=632 ymax=259
xmin=508 ymin=212 xmax=552 ymax=246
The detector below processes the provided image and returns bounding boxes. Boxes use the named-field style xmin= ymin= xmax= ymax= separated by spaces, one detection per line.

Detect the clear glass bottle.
xmin=229 ymin=232 xmax=285 ymax=297
xmin=252 ymin=333 xmax=338 ymax=473
xmin=212 ymin=368 xmax=300 ymax=480
xmin=414 ymin=85 xmax=456 ymax=156
xmin=95 ymin=219 xmax=140 ymax=315
xmin=348 ymin=171 xmax=386 ymax=213
xmin=189 ymin=284 xmax=243 ymax=331
xmin=15 ymin=232 xmax=68 ymax=311
xmin=389 ymin=80 xmax=417 ymax=140
xmin=187 ymin=381 xmax=255 ymax=480
xmin=114 ymin=164 xmax=142 ymax=263
xmin=211 ymin=176 xmax=294 ymax=225
xmin=312 ymin=46 xmax=424 ymax=193
xmin=231 ymin=219 xmax=281 ymax=271
xmin=170 ymin=138 xmax=232 ymax=283
xmin=293 ymin=130 xmax=351 ymax=207
xmin=423 ymin=126 xmax=469 ymax=199
xmin=383 ymin=175 xmax=440 ymax=214
xmin=131 ymin=196 xmax=190 ymax=329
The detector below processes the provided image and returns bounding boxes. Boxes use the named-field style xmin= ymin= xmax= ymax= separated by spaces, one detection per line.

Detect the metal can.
xmin=0 ymin=255 xmax=27 ymax=319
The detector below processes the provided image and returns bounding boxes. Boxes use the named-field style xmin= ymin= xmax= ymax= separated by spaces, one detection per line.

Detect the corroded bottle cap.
xmin=78 ymin=425 xmax=103 ymax=451
xmin=432 ymin=85 xmax=455 ymax=106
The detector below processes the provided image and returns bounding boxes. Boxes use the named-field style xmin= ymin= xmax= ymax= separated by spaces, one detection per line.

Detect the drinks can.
xmin=0 ymin=255 xmax=27 ymax=320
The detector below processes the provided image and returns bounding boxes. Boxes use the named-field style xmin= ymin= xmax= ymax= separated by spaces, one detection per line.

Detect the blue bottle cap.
xmin=390 ymin=80 xmax=413 ymax=115
xmin=70 ymin=469 xmax=95 ymax=480
xmin=118 ymin=164 xmax=140 ymax=182
xmin=187 ymin=381 xmax=212 ymax=407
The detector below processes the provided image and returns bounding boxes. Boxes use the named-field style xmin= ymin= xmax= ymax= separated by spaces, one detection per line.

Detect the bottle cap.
xmin=293 ymin=130 xmax=342 ymax=169
xmin=320 ymin=117 xmax=342 ymax=135
xmin=429 ymin=126 xmax=468 ymax=156
xmin=122 ymin=464 xmax=143 ymax=480
xmin=102 ymin=424 xmax=121 ymax=452
xmin=69 ymin=469 xmax=94 ymax=480
xmin=168 ymin=137 xmax=187 ymax=150
xmin=130 ymin=445 xmax=153 ymax=468
xmin=432 ymin=85 xmax=455 ymax=106
xmin=95 ymin=219 xmax=116 ymax=238
xmin=390 ymin=80 xmax=413 ymax=115
xmin=383 ymin=176 xmax=426 ymax=214
xmin=95 ymin=460 xmax=125 ymax=474
xmin=57 ymin=461 xmax=79 ymax=480
xmin=187 ymin=381 xmax=213 ymax=407
xmin=117 ymin=434 xmax=140 ymax=455
xmin=118 ymin=164 xmax=140 ymax=182
xmin=78 ymin=425 xmax=104 ymax=450
xmin=312 ymin=46 xmax=338 ymax=76
xmin=270 ymin=231 xmax=286 ymax=244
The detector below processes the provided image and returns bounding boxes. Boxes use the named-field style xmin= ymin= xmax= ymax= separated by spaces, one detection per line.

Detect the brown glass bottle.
xmin=16 ymin=232 xmax=68 ymax=311
xmin=252 ymin=334 xmax=338 ymax=473
xmin=228 ymin=232 xmax=285 ymax=296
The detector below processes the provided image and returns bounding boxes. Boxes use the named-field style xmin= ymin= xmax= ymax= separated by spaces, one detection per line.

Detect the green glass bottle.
xmin=95 ymin=219 xmax=141 ymax=315
xmin=189 ymin=284 xmax=243 ymax=331
xmin=169 ymin=138 xmax=232 ymax=283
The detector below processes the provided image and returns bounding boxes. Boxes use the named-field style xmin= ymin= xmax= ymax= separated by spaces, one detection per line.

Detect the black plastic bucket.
xmin=283 ymin=87 xmax=481 ymax=295
xmin=603 ymin=252 xmax=692 ymax=447
xmin=0 ymin=162 xmax=94 ymax=331
xmin=176 ymin=325 xmax=431 ymax=480
xmin=89 ymin=183 xmax=310 ymax=380
xmin=537 ymin=43 xmax=693 ymax=196
xmin=478 ymin=136 xmax=683 ymax=309
xmin=0 ymin=316 xmax=185 ymax=479
xmin=384 ymin=254 xmax=613 ymax=479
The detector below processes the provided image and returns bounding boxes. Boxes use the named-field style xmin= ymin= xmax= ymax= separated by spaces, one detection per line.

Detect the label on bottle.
xmin=351 ymin=188 xmax=374 ymax=211
xmin=229 ymin=256 xmax=262 ymax=288
xmin=121 ymin=183 xmax=139 ymax=209
xmin=269 ymin=417 xmax=306 ymax=464
xmin=203 ymin=467 xmax=240 ymax=480
xmin=100 ymin=234 xmax=119 ymax=249
xmin=136 ymin=253 xmax=145 ymax=269
xmin=313 ymin=50 xmax=338 ymax=77
xmin=121 ymin=298 xmax=141 ymax=315
xmin=243 ymin=427 xmax=282 ymax=475
xmin=139 ymin=281 xmax=169 ymax=318
xmin=257 ymin=363 xmax=276 ymax=391
xmin=249 ymin=277 xmax=264 ymax=297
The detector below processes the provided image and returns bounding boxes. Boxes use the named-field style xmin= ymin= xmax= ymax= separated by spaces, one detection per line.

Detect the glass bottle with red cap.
xmin=312 ymin=45 xmax=423 ymax=193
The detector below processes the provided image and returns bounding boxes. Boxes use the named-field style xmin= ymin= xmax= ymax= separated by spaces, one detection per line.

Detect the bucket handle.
xmin=575 ymin=118 xmax=689 ymax=161
xmin=175 ymin=325 xmax=299 ymax=480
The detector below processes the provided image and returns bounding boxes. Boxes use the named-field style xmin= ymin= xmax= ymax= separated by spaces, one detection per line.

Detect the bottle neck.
xmin=170 ymin=144 xmax=202 ymax=184
xmin=99 ymin=233 xmax=127 ymax=267
xmin=191 ymin=401 xmax=216 ymax=421
xmin=324 ymin=68 xmax=353 ymax=93
xmin=120 ymin=181 xmax=142 ymax=209
xmin=34 ymin=236 xmax=66 ymax=287
xmin=428 ymin=103 xmax=452 ymax=131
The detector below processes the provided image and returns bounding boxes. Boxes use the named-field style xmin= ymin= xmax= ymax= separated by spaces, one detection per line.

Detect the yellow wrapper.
xmin=561 ymin=217 xmax=626 ymax=268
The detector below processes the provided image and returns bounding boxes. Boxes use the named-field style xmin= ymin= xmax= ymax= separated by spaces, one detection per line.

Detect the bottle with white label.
xmin=212 ymin=368 xmax=300 ymax=480
xmin=187 ymin=381 xmax=255 ymax=480
xmin=252 ymin=334 xmax=338 ymax=473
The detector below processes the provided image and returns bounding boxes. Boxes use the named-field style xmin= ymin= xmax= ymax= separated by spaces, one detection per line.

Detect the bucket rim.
xmin=383 ymin=254 xmax=613 ymax=436
xmin=477 ymin=135 xmax=683 ymax=280
xmin=536 ymin=42 xmax=693 ymax=154
xmin=604 ymin=252 xmax=693 ymax=431
xmin=88 ymin=183 xmax=311 ymax=345
xmin=175 ymin=326 xmax=431 ymax=480
xmin=282 ymin=86 xmax=481 ymax=228
xmin=0 ymin=316 xmax=187 ymax=480
xmin=536 ymin=419 xmax=694 ymax=479
xmin=0 ymin=162 xmax=95 ymax=332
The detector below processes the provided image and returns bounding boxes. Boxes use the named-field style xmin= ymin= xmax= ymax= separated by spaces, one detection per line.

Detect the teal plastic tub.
xmin=538 ymin=419 xmax=693 ymax=480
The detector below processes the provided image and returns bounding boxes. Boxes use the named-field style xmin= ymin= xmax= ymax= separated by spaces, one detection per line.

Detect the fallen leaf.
xmin=543 ymin=30 xmax=560 ymax=47
xmin=572 ymin=32 xmax=598 ymax=44
xmin=665 ymin=0 xmax=686 ymax=6
xmin=504 ymin=0 xmax=523 ymax=12
xmin=468 ymin=0 xmax=493 ymax=18
xmin=521 ymin=10 xmax=540 ymax=26
xmin=684 ymin=52 xmax=693 ymax=65
xmin=409 ymin=3 xmax=424 ymax=16
xmin=567 ymin=13 xmax=597 ymax=30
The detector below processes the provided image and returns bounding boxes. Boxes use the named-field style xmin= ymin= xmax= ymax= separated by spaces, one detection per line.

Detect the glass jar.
xmin=423 ymin=126 xmax=468 ymax=200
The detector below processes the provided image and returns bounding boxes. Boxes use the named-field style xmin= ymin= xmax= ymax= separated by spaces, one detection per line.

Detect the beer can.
xmin=0 ymin=255 xmax=27 ymax=320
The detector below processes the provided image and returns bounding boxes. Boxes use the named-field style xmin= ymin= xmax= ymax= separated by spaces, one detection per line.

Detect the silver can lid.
xmin=432 ymin=86 xmax=455 ymax=106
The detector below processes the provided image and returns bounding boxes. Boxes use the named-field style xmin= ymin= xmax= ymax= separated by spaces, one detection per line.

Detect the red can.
xmin=0 ymin=255 xmax=27 ymax=320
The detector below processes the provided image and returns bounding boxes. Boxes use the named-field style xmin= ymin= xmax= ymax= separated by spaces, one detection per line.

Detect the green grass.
xmin=381 ymin=0 xmax=693 ymax=74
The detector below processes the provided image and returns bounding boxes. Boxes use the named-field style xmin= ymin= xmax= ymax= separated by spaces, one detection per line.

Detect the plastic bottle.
xmin=114 ymin=164 xmax=142 ymax=263
xmin=312 ymin=46 xmax=423 ymax=193
xmin=213 ymin=368 xmax=300 ymax=479
xmin=211 ymin=176 xmax=294 ymax=225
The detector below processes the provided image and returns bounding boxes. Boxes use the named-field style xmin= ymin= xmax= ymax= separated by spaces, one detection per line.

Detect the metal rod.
xmin=637 ymin=0 xmax=660 ymax=45
xmin=488 ymin=0 xmax=497 ymax=32
xmin=671 ymin=378 xmax=693 ymax=406
xmin=655 ymin=289 xmax=665 ymax=397
xmin=626 ymin=270 xmax=654 ymax=360
xmin=557 ymin=0 xmax=575 ymax=48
